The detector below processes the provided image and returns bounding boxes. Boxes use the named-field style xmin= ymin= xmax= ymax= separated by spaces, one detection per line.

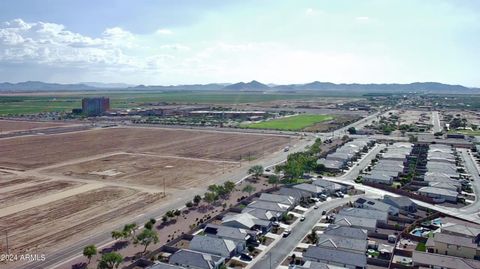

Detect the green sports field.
xmin=243 ymin=114 xmax=334 ymax=131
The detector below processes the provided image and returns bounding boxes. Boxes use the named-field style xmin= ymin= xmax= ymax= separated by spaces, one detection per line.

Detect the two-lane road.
xmin=251 ymin=196 xmax=360 ymax=269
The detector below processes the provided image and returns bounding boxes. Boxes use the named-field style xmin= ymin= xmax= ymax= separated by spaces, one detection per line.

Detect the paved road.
xmin=432 ymin=111 xmax=442 ymax=133
xmin=251 ymin=196 xmax=359 ymax=269
xmin=457 ymin=149 xmax=480 ymax=214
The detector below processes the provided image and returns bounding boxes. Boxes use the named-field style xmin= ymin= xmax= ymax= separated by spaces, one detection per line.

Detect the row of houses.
xmin=362 ymin=142 xmax=413 ymax=185
xmin=148 ymin=180 xmax=350 ymax=269
xmin=405 ymin=219 xmax=480 ymax=268
xmin=317 ymin=139 xmax=375 ymax=172
xmin=417 ymin=144 xmax=462 ymax=203
xmin=299 ymin=196 xmax=416 ymax=268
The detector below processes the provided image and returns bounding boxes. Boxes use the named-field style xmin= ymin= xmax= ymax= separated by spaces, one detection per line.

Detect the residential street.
xmin=251 ymin=196 xmax=360 ymax=269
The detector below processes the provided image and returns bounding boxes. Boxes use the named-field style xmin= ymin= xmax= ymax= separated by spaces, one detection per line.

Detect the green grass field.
xmin=0 ymin=91 xmax=358 ymax=115
xmin=244 ymin=114 xmax=333 ymax=131
xmin=450 ymin=129 xmax=480 ymax=136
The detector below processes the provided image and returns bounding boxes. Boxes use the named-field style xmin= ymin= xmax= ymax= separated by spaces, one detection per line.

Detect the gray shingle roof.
xmin=317 ymin=234 xmax=367 ymax=253
xmin=412 ymin=251 xmax=480 ymax=269
xmin=168 ymin=249 xmax=224 ymax=269
xmin=338 ymin=207 xmax=388 ymax=222
xmin=323 ymin=225 xmax=368 ymax=240
xmin=189 ymin=235 xmax=236 ymax=258
xmin=304 ymin=246 xmax=367 ymax=268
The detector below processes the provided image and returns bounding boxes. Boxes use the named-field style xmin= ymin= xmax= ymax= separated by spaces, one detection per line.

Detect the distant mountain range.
xmin=0 ymin=80 xmax=478 ymax=93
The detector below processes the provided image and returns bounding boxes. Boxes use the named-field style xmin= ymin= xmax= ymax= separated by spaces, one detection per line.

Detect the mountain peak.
xmin=223 ymin=80 xmax=270 ymax=91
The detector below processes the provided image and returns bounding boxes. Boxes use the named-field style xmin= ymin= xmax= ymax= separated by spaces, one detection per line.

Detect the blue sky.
xmin=0 ymin=0 xmax=479 ymax=86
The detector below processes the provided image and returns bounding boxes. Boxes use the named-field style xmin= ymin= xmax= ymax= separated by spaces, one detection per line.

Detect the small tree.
xmin=204 ymin=192 xmax=217 ymax=206
xmin=135 ymin=229 xmax=159 ymax=253
xmin=82 ymin=245 xmax=97 ymax=264
xmin=248 ymin=165 xmax=264 ymax=180
xmin=122 ymin=223 xmax=138 ymax=241
xmin=193 ymin=195 xmax=202 ymax=205
xmin=223 ymin=181 xmax=236 ymax=193
xmin=307 ymin=229 xmax=318 ymax=244
xmin=111 ymin=230 xmax=124 ymax=240
xmin=186 ymin=201 xmax=194 ymax=208
xmin=347 ymin=127 xmax=356 ymax=134
xmin=268 ymin=175 xmax=280 ymax=188
xmin=242 ymin=184 xmax=256 ymax=196
xmin=97 ymin=252 xmax=123 ymax=269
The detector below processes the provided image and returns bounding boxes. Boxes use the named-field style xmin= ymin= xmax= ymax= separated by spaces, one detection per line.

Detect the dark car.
xmin=240 ymin=253 xmax=253 ymax=261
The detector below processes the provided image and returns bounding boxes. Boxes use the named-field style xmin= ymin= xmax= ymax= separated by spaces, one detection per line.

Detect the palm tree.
xmin=242 ymin=184 xmax=256 ymax=196
xmin=248 ymin=165 xmax=264 ymax=180
xmin=82 ymin=245 xmax=97 ymax=264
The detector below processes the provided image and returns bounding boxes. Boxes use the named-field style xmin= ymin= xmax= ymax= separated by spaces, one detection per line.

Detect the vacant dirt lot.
xmin=44 ymin=153 xmax=239 ymax=189
xmin=0 ymin=119 xmax=69 ymax=132
xmin=0 ymin=179 xmax=82 ymax=208
xmin=0 ymin=186 xmax=163 ymax=252
xmin=0 ymin=126 xmax=293 ymax=258
xmin=0 ymin=127 xmax=291 ymax=169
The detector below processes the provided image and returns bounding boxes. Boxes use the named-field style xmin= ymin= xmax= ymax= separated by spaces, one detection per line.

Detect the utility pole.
xmin=163 ymin=178 xmax=166 ymax=198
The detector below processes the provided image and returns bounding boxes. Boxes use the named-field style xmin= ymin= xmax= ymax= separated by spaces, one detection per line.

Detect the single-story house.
xmin=382 ymin=195 xmax=417 ymax=213
xmin=334 ymin=215 xmax=377 ymax=232
xmin=337 ymin=208 xmax=388 ymax=224
xmin=363 ymin=172 xmax=394 ymax=185
xmin=354 ymin=198 xmax=399 ymax=216
xmin=258 ymin=193 xmax=296 ymax=206
xmin=222 ymin=213 xmax=272 ymax=233
xmin=417 ymin=187 xmax=458 ymax=203
xmin=323 ymin=225 xmax=368 ymax=240
xmin=316 ymin=234 xmax=367 ymax=254
xmin=304 ymin=245 xmax=367 ymax=269
xmin=189 ymin=235 xmax=237 ymax=258
xmin=241 ymin=207 xmax=279 ymax=221
xmin=292 ymin=183 xmax=325 ymax=197
xmin=168 ymin=249 xmax=225 ymax=269
xmin=412 ymin=251 xmax=480 ymax=269
xmin=245 ymin=200 xmax=290 ymax=214
xmin=312 ymin=179 xmax=347 ymax=195
xmin=278 ymin=187 xmax=312 ymax=201
xmin=203 ymin=224 xmax=253 ymax=252
xmin=293 ymin=261 xmax=345 ymax=269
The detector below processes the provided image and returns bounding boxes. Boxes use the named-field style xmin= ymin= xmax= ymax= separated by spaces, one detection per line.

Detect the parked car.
xmin=240 ymin=253 xmax=253 ymax=261
xmin=314 ymin=205 xmax=319 ymax=209
xmin=322 ymin=210 xmax=327 ymax=215
xmin=319 ymin=194 xmax=328 ymax=201
xmin=300 ymin=215 xmax=306 ymax=221
xmin=283 ymin=230 xmax=291 ymax=237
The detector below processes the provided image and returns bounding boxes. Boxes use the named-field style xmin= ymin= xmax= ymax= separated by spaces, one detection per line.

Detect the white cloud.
xmin=155 ymin=28 xmax=173 ymax=35
xmin=355 ymin=16 xmax=370 ymax=21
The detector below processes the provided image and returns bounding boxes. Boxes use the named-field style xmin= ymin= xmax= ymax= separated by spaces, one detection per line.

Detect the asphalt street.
xmin=251 ymin=196 xmax=360 ymax=269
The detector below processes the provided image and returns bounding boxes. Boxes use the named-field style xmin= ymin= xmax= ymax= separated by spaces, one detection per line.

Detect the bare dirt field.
xmin=0 ymin=179 xmax=82 ymax=208
xmin=0 ymin=186 xmax=163 ymax=252
xmin=0 ymin=127 xmax=291 ymax=170
xmin=0 ymin=125 xmax=293 ymax=258
xmin=44 ymin=153 xmax=239 ymax=189
xmin=0 ymin=119 xmax=69 ymax=133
